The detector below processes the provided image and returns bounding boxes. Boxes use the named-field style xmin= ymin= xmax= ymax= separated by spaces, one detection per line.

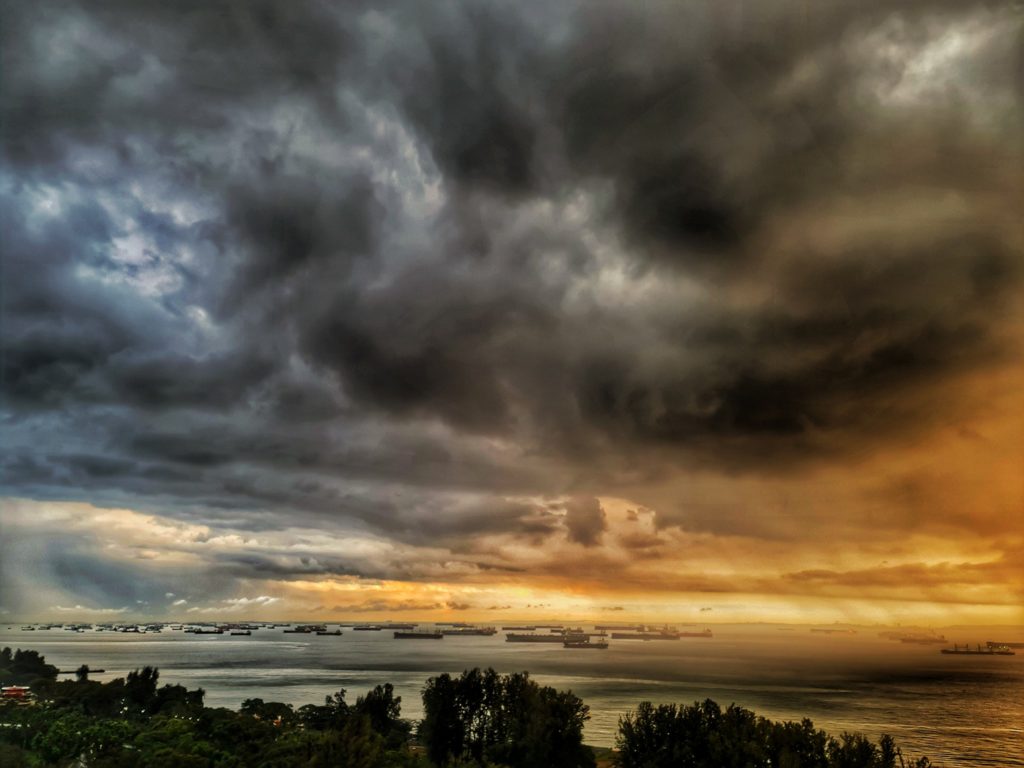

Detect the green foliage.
xmin=0 ymin=647 xmax=931 ymax=768
xmin=615 ymin=699 xmax=931 ymax=768
xmin=0 ymin=647 xmax=59 ymax=685
xmin=0 ymin=742 xmax=32 ymax=768
xmin=419 ymin=668 xmax=594 ymax=768
xmin=241 ymin=697 xmax=297 ymax=725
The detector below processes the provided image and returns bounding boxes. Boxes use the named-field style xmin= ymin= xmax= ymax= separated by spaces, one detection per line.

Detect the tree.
xmin=421 ymin=673 xmax=464 ymax=766
xmin=0 ymin=648 xmax=59 ymax=684
xmin=241 ymin=697 xmax=296 ymax=725
xmin=125 ymin=667 xmax=160 ymax=713
xmin=419 ymin=668 xmax=593 ymax=768
xmin=356 ymin=682 xmax=409 ymax=747
xmin=615 ymin=699 xmax=928 ymax=768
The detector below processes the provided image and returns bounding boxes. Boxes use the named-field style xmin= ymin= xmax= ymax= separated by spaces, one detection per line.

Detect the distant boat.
xmin=316 ymin=630 xmax=343 ymax=636
xmin=941 ymin=644 xmax=1015 ymax=656
xmin=283 ymin=625 xmax=325 ymax=634
xmin=564 ymin=639 xmax=608 ymax=649
xmin=230 ymin=630 xmax=251 ymax=636
xmin=441 ymin=627 xmax=497 ymax=636
xmin=394 ymin=631 xmax=443 ymax=640
xmin=353 ymin=625 xmax=382 ymax=631
xmin=506 ymin=633 xmax=577 ymax=643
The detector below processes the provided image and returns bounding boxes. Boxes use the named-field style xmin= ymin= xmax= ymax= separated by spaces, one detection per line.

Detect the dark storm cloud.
xmin=1 ymin=0 xmax=1022 ymax=575
xmin=576 ymin=231 xmax=1020 ymax=455
xmin=563 ymin=496 xmax=607 ymax=547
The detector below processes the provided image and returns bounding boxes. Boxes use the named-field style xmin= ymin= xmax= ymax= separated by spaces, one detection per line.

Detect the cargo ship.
xmin=987 ymin=641 xmax=1024 ymax=649
xmin=230 ymin=630 xmax=251 ymax=636
xmin=394 ymin=630 xmax=443 ymax=639
xmin=564 ymin=638 xmax=608 ymax=649
xmin=941 ymin=644 xmax=1015 ymax=655
xmin=442 ymin=627 xmax=497 ymax=636
xmin=506 ymin=633 xmax=585 ymax=643
xmin=610 ymin=626 xmax=712 ymax=640
xmin=316 ymin=629 xmax=343 ymax=636
xmin=283 ymin=625 xmax=326 ymax=634
xmin=810 ymin=628 xmax=857 ymax=635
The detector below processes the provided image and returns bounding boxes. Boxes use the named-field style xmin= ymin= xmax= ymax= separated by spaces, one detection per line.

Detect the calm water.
xmin=2 ymin=624 xmax=1021 ymax=766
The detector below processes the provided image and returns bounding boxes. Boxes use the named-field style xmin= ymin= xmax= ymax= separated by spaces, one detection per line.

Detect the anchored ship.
xmin=941 ymin=644 xmax=1015 ymax=656
xmin=563 ymin=638 xmax=609 ymax=649
xmin=441 ymin=627 xmax=497 ymax=636
xmin=283 ymin=625 xmax=326 ymax=634
xmin=394 ymin=630 xmax=443 ymax=639
xmin=506 ymin=632 xmax=586 ymax=643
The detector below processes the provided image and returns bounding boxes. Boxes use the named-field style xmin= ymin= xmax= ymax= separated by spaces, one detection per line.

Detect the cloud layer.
xmin=1 ymin=0 xmax=1022 ymax=622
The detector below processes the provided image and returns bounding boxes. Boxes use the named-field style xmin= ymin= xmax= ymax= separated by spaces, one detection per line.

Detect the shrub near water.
xmin=615 ymin=699 xmax=931 ymax=768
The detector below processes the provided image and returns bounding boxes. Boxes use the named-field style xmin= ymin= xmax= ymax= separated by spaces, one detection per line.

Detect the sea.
xmin=2 ymin=624 xmax=1021 ymax=767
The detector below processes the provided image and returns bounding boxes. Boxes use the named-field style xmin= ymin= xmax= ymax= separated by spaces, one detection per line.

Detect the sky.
xmin=1 ymin=0 xmax=1022 ymax=626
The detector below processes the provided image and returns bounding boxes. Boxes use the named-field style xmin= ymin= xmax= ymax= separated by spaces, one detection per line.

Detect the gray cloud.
xmin=563 ymin=497 xmax=607 ymax=547
xmin=1 ymin=0 xmax=1022 ymax=608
